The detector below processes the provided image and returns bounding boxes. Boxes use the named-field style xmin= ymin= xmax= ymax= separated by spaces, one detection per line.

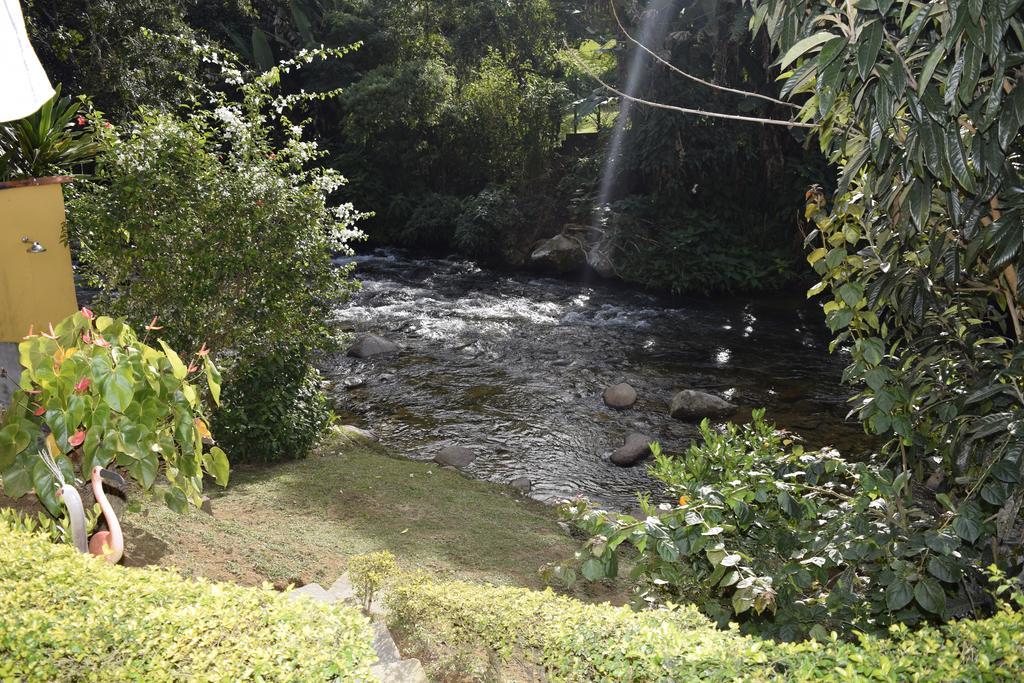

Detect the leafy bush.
xmin=387 ymin=570 xmax=1024 ymax=682
xmin=558 ymin=411 xmax=1012 ymax=640
xmin=610 ymin=198 xmax=799 ymax=294
xmin=70 ymin=46 xmax=363 ymax=462
xmin=24 ymin=0 xmax=205 ymax=119
xmin=752 ymin=0 xmax=1024 ymax=619
xmin=348 ymin=550 xmax=398 ymax=612
xmin=0 ymin=522 xmax=376 ymax=681
xmin=0 ymin=85 xmax=98 ymax=181
xmin=212 ymin=348 xmax=330 ymax=463
xmin=454 ymin=185 xmax=525 ymax=259
xmin=400 ymin=192 xmax=464 ymax=247
xmin=0 ymin=310 xmax=227 ymax=518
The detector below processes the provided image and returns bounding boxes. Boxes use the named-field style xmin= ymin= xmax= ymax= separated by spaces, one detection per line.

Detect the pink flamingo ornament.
xmin=88 ymin=466 xmax=125 ymax=563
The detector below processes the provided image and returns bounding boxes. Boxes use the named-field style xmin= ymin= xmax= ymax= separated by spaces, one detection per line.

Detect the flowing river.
xmin=325 ymin=249 xmax=870 ymax=510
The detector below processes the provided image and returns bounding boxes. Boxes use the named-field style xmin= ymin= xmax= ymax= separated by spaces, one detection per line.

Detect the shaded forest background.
xmin=24 ymin=0 xmax=826 ymax=293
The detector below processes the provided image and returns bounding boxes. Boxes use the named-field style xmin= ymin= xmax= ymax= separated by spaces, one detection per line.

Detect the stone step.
xmin=370 ymin=658 xmax=428 ymax=683
xmin=286 ymin=583 xmax=331 ymax=603
xmin=373 ymin=621 xmax=402 ymax=664
xmin=327 ymin=573 xmax=356 ymax=602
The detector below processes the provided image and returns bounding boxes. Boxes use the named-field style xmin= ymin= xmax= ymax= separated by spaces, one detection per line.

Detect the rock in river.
xmin=603 ymin=382 xmax=637 ymax=409
xmin=529 ymin=234 xmax=586 ymax=273
xmin=669 ymin=390 xmax=737 ymax=421
xmin=611 ymin=433 xmax=653 ymax=467
xmin=434 ymin=446 xmax=477 ymax=469
xmin=510 ymin=477 xmax=532 ymax=493
xmin=347 ymin=334 xmax=400 ymax=359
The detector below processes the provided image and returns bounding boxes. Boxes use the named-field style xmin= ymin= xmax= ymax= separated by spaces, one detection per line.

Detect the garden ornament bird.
xmin=41 ymin=450 xmax=88 ymax=553
xmin=41 ymin=451 xmax=126 ymax=562
xmin=89 ymin=465 xmax=125 ymax=563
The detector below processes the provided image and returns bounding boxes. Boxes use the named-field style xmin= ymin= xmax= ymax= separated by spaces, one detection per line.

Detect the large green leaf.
xmin=159 ymin=340 xmax=188 ymax=380
xmin=885 ymin=578 xmax=914 ymax=610
xmin=203 ymin=446 xmax=230 ymax=487
xmin=101 ymin=371 xmax=135 ymax=413
xmin=779 ymin=32 xmax=836 ymax=69
xmin=857 ymin=21 xmax=883 ymax=81
xmin=914 ymin=578 xmax=946 ymax=614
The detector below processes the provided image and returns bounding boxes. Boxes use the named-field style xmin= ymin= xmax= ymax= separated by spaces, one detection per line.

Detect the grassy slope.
xmin=123 ymin=437 xmax=618 ymax=600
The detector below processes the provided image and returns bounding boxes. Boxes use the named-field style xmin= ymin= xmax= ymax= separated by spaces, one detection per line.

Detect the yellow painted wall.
xmin=0 ymin=183 xmax=78 ymax=342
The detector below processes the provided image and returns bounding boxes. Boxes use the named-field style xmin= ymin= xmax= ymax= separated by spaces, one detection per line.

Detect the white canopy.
xmin=0 ymin=0 xmax=54 ymax=121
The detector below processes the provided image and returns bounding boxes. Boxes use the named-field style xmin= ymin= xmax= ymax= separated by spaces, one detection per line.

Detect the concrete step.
xmin=373 ymin=621 xmax=401 ymax=664
xmin=327 ymin=573 xmax=356 ymax=602
xmin=286 ymin=583 xmax=331 ymax=603
xmin=370 ymin=658 xmax=428 ymax=683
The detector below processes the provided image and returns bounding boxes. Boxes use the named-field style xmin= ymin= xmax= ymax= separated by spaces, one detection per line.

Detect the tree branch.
xmin=610 ymin=1 xmax=801 ymax=111
xmin=570 ymin=49 xmax=816 ymax=129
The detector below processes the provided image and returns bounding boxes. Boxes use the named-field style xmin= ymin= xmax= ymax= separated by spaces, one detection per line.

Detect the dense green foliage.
xmin=559 ymin=412 xmax=1009 ymax=640
xmin=0 ymin=522 xmax=376 ymax=681
xmin=212 ymin=349 xmax=331 ymax=462
xmin=20 ymin=0 xmax=824 ymax=293
xmin=751 ymin=0 xmax=1024 ymax=619
xmin=388 ymin=569 xmax=1024 ymax=681
xmin=68 ymin=46 xmax=363 ymax=461
xmin=0 ymin=311 xmax=226 ymax=520
xmin=575 ymin=0 xmax=825 ymax=293
xmin=23 ymin=0 xmax=207 ymax=119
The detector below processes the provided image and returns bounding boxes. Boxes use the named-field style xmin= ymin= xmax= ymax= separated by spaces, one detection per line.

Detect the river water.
xmin=324 ymin=249 xmax=870 ymax=509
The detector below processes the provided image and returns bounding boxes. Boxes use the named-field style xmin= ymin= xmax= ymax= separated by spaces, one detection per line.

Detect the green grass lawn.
xmin=122 ymin=436 xmax=623 ymax=601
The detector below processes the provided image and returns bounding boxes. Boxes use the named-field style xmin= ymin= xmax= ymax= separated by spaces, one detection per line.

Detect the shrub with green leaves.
xmin=749 ymin=0 xmax=1024 ymax=620
xmin=0 ymin=521 xmax=376 ymax=681
xmin=0 ymin=310 xmax=227 ymax=519
xmin=212 ymin=347 xmax=331 ymax=463
xmin=454 ymin=185 xmax=525 ymax=260
xmin=349 ymin=550 xmax=398 ymax=613
xmin=558 ymin=411 xmax=1009 ymax=640
xmin=69 ymin=46 xmax=364 ymax=462
xmin=387 ymin=570 xmax=1024 ymax=681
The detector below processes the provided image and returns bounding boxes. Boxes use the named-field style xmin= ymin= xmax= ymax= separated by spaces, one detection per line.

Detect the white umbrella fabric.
xmin=0 ymin=0 xmax=54 ymax=122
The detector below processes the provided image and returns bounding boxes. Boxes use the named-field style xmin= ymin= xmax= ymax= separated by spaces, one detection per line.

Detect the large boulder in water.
xmin=529 ymin=234 xmax=586 ymax=273
xmin=586 ymin=235 xmax=616 ymax=279
xmin=347 ymin=334 xmax=400 ymax=359
xmin=434 ymin=446 xmax=477 ymax=469
xmin=669 ymin=390 xmax=737 ymax=421
xmin=611 ymin=433 xmax=654 ymax=467
xmin=603 ymin=383 xmax=637 ymax=409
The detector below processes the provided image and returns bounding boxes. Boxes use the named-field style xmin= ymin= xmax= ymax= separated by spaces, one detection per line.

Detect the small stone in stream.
xmin=200 ymin=496 xmax=213 ymax=516
xmin=347 ymin=334 xmax=400 ymax=359
xmin=603 ymin=383 xmax=637 ymax=409
xmin=510 ymin=477 xmax=532 ymax=494
xmin=434 ymin=446 xmax=477 ymax=469
xmin=669 ymin=390 xmax=737 ymax=421
xmin=344 ymin=377 xmax=366 ymax=389
xmin=610 ymin=433 xmax=653 ymax=467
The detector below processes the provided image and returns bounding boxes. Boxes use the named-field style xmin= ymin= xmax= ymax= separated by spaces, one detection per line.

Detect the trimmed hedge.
xmin=388 ymin=574 xmax=1024 ymax=682
xmin=0 ymin=523 xmax=376 ymax=681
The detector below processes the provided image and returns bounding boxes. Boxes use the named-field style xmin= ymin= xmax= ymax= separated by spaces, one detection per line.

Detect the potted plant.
xmin=0 ymin=86 xmax=98 ymax=345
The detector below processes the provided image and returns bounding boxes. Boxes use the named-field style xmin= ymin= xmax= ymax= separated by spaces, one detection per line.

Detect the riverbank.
xmin=120 ymin=433 xmax=625 ymax=602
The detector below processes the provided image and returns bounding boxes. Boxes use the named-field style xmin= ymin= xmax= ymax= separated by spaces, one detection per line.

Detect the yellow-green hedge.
xmin=387 ymin=573 xmax=1024 ymax=682
xmin=0 ymin=523 xmax=376 ymax=681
